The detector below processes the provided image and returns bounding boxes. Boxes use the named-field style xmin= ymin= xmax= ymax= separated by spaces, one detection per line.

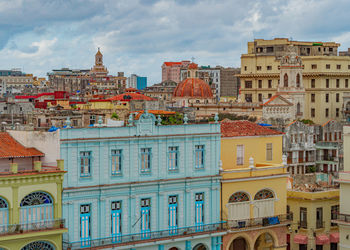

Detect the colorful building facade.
xmin=287 ymin=187 xmax=339 ymax=250
xmin=220 ymin=120 xmax=290 ymax=250
xmin=60 ymin=112 xmax=223 ymax=249
xmin=162 ymin=61 xmax=191 ymax=83
xmin=239 ymin=38 xmax=350 ymax=124
xmin=0 ymin=131 xmax=66 ymax=250
xmin=334 ymin=125 xmax=350 ymax=249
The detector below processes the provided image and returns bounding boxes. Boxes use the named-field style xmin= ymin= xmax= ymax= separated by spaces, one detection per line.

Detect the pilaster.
xmin=12 ymin=184 xmax=19 ymax=224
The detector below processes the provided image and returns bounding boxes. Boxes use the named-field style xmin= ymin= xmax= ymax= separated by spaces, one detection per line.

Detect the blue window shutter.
xmin=80 ymin=207 xmax=91 ymax=247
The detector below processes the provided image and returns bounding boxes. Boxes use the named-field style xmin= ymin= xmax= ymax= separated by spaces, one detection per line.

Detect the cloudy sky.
xmin=1 ymin=0 xmax=350 ymax=84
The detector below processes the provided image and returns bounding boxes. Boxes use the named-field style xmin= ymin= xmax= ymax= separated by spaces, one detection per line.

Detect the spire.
xmin=95 ymin=47 xmax=103 ymax=66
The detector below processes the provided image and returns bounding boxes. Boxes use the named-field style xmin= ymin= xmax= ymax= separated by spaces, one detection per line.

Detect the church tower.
xmin=95 ymin=47 xmax=103 ymax=66
xmin=277 ymin=45 xmax=305 ymax=119
xmin=90 ymin=47 xmax=108 ymax=78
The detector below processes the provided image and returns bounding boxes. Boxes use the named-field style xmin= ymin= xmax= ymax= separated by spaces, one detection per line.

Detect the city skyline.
xmin=1 ymin=0 xmax=350 ymax=84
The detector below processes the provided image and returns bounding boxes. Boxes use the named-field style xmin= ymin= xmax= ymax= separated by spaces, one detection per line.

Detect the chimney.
xmin=10 ymin=163 xmax=18 ymax=174
xmin=56 ymin=159 xmax=64 ymax=171
xmin=34 ymin=161 xmax=42 ymax=172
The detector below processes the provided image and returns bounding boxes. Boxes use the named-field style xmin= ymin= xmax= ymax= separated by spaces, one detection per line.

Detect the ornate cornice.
xmin=0 ymin=172 xmax=64 ymax=186
xmin=237 ymin=72 xmax=350 ymax=78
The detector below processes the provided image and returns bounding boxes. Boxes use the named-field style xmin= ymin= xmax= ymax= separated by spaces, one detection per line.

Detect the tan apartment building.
xmin=287 ymin=182 xmax=339 ymax=250
xmin=239 ymin=38 xmax=350 ymax=124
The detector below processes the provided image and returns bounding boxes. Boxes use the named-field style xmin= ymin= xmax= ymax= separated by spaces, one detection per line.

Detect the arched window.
xmin=21 ymin=241 xmax=55 ymax=250
xmin=296 ymin=73 xmax=300 ymax=87
xmin=284 ymin=74 xmax=288 ymax=87
xmin=254 ymin=233 xmax=274 ymax=250
xmin=229 ymin=192 xmax=250 ymax=203
xmin=254 ymin=189 xmax=274 ymax=200
xmin=20 ymin=192 xmax=53 ymax=226
xmin=20 ymin=192 xmax=53 ymax=206
xmin=193 ymin=243 xmax=208 ymax=250
xmin=0 ymin=197 xmax=9 ymax=229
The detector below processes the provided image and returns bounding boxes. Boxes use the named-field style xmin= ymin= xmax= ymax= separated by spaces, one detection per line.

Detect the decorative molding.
xmin=221 ymin=173 xmax=290 ymax=183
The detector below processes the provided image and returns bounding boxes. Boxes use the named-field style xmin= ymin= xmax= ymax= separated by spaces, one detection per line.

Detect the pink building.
xmin=161 ymin=60 xmax=191 ymax=83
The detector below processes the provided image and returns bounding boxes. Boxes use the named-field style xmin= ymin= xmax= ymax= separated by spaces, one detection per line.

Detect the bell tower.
xmin=90 ymin=47 xmax=108 ymax=78
xmin=277 ymin=45 xmax=305 ymax=119
xmin=95 ymin=47 xmax=103 ymax=66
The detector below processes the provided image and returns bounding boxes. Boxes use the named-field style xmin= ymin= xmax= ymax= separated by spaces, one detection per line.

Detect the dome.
xmin=173 ymin=78 xmax=213 ymax=98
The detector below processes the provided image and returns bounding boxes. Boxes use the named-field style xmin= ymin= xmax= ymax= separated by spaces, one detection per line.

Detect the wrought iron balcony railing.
xmin=227 ymin=213 xmax=292 ymax=230
xmin=63 ymin=222 xmax=226 ymax=249
xmin=332 ymin=213 xmax=350 ymax=223
xmin=0 ymin=219 xmax=65 ymax=236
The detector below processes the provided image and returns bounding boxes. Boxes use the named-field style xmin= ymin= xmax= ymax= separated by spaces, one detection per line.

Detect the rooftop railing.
xmin=0 ymin=219 xmax=65 ymax=236
xmin=63 ymin=222 xmax=226 ymax=249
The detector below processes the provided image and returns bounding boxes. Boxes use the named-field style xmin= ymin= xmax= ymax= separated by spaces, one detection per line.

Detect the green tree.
xmin=111 ymin=112 xmax=119 ymax=120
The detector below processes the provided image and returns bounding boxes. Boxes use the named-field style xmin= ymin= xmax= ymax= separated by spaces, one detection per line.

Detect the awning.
xmin=294 ymin=234 xmax=308 ymax=244
xmin=330 ymin=232 xmax=339 ymax=243
xmin=316 ymin=234 xmax=330 ymax=245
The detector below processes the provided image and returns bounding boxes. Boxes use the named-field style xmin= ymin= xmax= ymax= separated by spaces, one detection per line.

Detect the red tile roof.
xmin=0 ymin=132 xmax=44 ymax=158
xmin=164 ymin=62 xmax=182 ymax=66
xmin=133 ymin=110 xmax=176 ymax=119
xmin=108 ymin=92 xmax=156 ymax=101
xmin=15 ymin=92 xmax=55 ymax=99
xmin=188 ymin=63 xmax=198 ymax=69
xmin=220 ymin=120 xmax=283 ymax=137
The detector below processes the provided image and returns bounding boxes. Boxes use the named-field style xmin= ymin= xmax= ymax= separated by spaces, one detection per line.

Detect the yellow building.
xmin=335 ymin=125 xmax=350 ymax=249
xmin=287 ymin=183 xmax=339 ymax=250
xmin=0 ymin=132 xmax=66 ymax=250
xmin=239 ymin=38 xmax=350 ymax=124
xmin=220 ymin=119 xmax=290 ymax=250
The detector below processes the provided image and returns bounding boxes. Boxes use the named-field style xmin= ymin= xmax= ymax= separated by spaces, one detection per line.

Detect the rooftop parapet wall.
xmin=287 ymin=189 xmax=339 ymax=200
xmin=60 ymin=112 xmax=220 ymax=141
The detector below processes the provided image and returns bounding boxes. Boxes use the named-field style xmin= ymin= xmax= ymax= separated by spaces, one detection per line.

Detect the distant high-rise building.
xmin=127 ymin=74 xmax=147 ymax=90
xmin=161 ymin=61 xmax=191 ymax=83
xmin=136 ymin=76 xmax=147 ymax=90
xmin=127 ymin=74 xmax=137 ymax=89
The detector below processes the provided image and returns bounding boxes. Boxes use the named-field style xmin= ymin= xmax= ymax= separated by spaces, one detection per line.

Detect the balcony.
xmin=63 ymin=222 xmax=226 ymax=249
xmin=316 ymin=155 xmax=338 ymax=163
xmin=315 ymin=141 xmax=338 ymax=150
xmin=331 ymin=213 xmax=350 ymax=224
xmin=227 ymin=213 xmax=292 ymax=231
xmin=0 ymin=219 xmax=65 ymax=236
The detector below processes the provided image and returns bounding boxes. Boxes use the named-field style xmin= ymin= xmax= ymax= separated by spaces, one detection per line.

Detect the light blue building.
xmin=61 ymin=112 xmax=223 ymax=250
xmin=137 ymin=76 xmax=147 ymax=90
